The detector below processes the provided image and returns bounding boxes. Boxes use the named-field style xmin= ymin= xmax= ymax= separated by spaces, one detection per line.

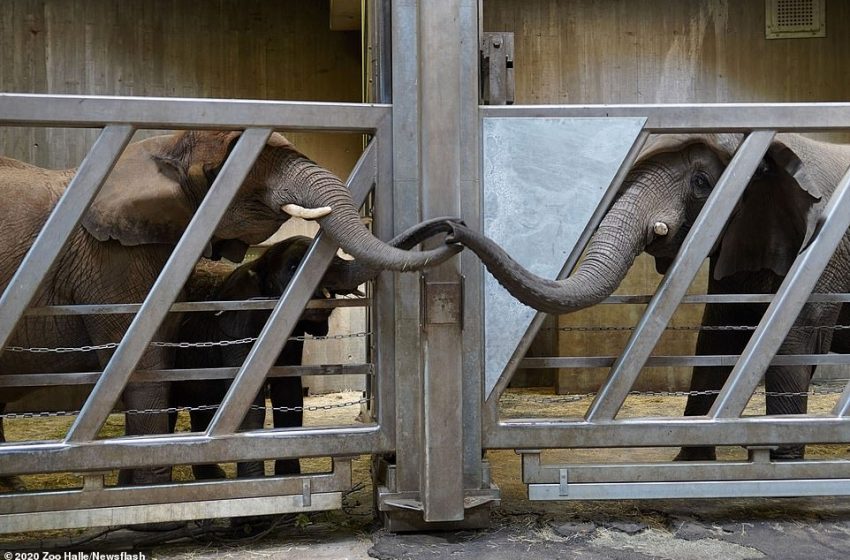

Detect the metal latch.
xmin=480 ymin=32 xmax=515 ymax=105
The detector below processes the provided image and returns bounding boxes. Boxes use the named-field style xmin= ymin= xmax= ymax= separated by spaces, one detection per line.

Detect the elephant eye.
xmin=689 ymin=171 xmax=713 ymax=199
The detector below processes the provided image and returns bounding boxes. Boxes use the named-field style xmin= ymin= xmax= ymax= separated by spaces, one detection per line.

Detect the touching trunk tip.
xmin=654 ymin=221 xmax=669 ymax=236
xmin=282 ymin=204 xmax=333 ymax=220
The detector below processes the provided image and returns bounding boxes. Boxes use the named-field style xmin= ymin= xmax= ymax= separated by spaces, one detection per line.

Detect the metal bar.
xmin=481 ymin=103 xmax=850 ymax=132
xmin=484 ymin=130 xmax=651 ymax=406
xmin=23 ymin=297 xmax=370 ymax=317
xmin=0 ymin=462 xmax=349 ymax=514
xmin=711 ymin=165 xmax=850 ymax=418
xmin=419 ymin=0 xmax=467 ymax=522
xmin=0 ymin=427 xmax=383 ymax=476
xmin=523 ymin=459 xmax=850 ymax=485
xmin=485 ymin=417 xmax=850 ymax=449
xmin=0 ymin=364 xmax=373 ymax=387
xmin=65 ymin=128 xmax=273 ymax=443
xmin=585 ymin=131 xmax=775 ymax=422
xmin=527 ymin=479 xmax=850 ymax=501
xmin=521 ymin=354 xmax=850 ymax=369
xmin=600 ymin=293 xmax=850 ymax=304
xmin=0 ymin=125 xmax=134 ymax=352
xmin=0 ymin=493 xmax=342 ymax=534
xmin=833 ymin=380 xmax=850 ymax=417
xmin=0 ymin=93 xmax=388 ymax=131
xmin=206 ymin=141 xmax=378 ymax=436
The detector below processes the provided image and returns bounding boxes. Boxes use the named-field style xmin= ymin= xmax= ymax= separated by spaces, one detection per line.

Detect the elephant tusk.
xmin=282 ymin=204 xmax=333 ymax=220
xmin=653 ymin=222 xmax=669 ymax=236
xmin=322 ymin=288 xmax=332 ymax=299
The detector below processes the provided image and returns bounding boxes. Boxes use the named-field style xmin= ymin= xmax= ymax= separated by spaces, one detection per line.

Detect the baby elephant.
xmin=174 ymin=217 xmax=464 ymax=480
xmin=174 ymin=236 xmax=345 ymax=479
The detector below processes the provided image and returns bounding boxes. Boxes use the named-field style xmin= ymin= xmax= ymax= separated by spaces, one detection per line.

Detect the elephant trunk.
xmin=284 ymin=158 xmax=459 ymax=272
xmin=322 ymin=217 xmax=465 ymax=291
xmin=450 ymin=191 xmax=648 ymax=314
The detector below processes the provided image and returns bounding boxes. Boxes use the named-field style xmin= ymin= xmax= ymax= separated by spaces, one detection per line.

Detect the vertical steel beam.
xmin=208 ymin=142 xmax=378 ymax=435
xmin=419 ymin=0 xmax=467 ymax=522
xmin=66 ymin=128 xmax=272 ymax=442
xmin=0 ymin=125 xmax=134 ymax=352
xmin=712 ymin=164 xmax=850 ymax=418
xmin=585 ymin=131 xmax=775 ymax=422
xmin=390 ymin=0 xmax=424 ymax=496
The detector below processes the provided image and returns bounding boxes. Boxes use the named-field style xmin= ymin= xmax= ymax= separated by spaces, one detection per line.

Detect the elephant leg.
xmin=119 ymin=380 xmax=173 ymax=486
xmin=0 ymin=405 xmax=25 ymax=491
xmin=676 ymin=301 xmax=762 ymax=461
xmin=236 ymin=389 xmax=267 ymax=478
xmin=270 ymin=376 xmax=303 ymax=475
xmin=175 ymin=380 xmax=228 ymax=480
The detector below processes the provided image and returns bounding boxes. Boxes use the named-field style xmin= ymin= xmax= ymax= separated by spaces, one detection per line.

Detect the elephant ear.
xmin=713 ymin=140 xmax=822 ymax=280
xmin=81 ymin=135 xmax=195 ymax=246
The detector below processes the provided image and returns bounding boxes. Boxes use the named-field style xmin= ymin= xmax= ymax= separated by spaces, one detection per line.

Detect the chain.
xmin=4 ymin=332 xmax=371 ymax=354
xmin=0 ymin=397 xmax=371 ymax=419
xmin=551 ymin=324 xmax=850 ymax=333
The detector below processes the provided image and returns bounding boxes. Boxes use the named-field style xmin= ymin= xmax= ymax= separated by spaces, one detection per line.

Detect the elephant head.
xmin=445 ymin=133 xmax=822 ymax=313
xmin=81 ymin=131 xmax=460 ymax=270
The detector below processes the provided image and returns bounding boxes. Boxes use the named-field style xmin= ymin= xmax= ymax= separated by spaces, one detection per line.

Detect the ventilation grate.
xmin=766 ymin=0 xmax=826 ymax=39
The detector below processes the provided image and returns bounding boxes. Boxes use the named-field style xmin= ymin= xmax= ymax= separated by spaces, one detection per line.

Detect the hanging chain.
xmin=0 ymin=396 xmax=371 ymax=420
xmin=4 ymin=332 xmax=371 ymax=354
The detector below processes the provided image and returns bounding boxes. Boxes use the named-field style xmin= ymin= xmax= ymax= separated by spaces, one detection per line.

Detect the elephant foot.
xmin=770 ymin=445 xmax=805 ymax=461
xmin=673 ymin=446 xmax=717 ymax=461
xmin=274 ymin=459 xmax=301 ymax=476
xmin=0 ymin=475 xmax=26 ymax=492
xmin=236 ymin=461 xmax=266 ymax=479
xmin=192 ymin=463 xmax=228 ymax=480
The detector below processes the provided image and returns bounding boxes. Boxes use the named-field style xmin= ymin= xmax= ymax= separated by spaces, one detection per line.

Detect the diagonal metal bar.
xmin=485 ymin=129 xmax=650 ymax=407
xmin=0 ymin=125 xmax=134 ymax=353
xmin=833 ymin=380 xmax=850 ymax=417
xmin=206 ymin=141 xmax=378 ymax=436
xmin=585 ymin=131 xmax=776 ymax=422
xmin=713 ymin=164 xmax=850 ymax=418
xmin=65 ymin=128 xmax=272 ymax=443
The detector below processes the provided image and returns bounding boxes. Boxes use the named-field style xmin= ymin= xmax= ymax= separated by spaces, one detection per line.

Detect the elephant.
xmin=173 ymin=217 xmax=463 ymax=480
xmin=442 ymin=132 xmax=850 ymax=461
xmin=0 ymin=130 xmax=460 ymax=488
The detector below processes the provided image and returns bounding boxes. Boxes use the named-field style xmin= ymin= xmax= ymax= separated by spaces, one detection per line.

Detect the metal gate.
xmin=0 ymin=94 xmax=395 ymax=532
xmin=480 ymin=103 xmax=850 ymax=501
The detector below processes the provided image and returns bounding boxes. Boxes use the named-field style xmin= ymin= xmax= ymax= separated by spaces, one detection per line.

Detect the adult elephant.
xmin=444 ymin=133 xmax=850 ymax=461
xmin=0 ymin=131 xmax=460 ymax=487
xmin=174 ymin=218 xmax=460 ymax=479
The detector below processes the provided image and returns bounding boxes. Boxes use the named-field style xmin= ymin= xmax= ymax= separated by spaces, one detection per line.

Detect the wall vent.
xmin=765 ymin=0 xmax=826 ymax=39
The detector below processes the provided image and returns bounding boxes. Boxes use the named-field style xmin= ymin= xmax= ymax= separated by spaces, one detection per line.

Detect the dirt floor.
xmin=3 ymin=388 xmax=850 ymax=559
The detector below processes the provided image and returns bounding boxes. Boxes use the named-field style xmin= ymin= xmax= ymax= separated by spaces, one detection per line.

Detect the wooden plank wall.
xmin=0 ymin=1 xmax=365 ymax=408
xmin=483 ymin=0 xmax=850 ymax=392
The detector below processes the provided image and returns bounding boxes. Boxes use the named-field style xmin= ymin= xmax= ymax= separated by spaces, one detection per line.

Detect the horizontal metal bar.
xmin=521 ymin=354 xmax=850 ymax=369
xmin=0 ymin=492 xmax=341 ymax=534
xmin=23 ymin=297 xmax=370 ymax=317
xmin=0 ymin=461 xmax=350 ymax=514
xmin=0 ymin=364 xmax=373 ymax=387
xmin=0 ymin=93 xmax=389 ymax=131
xmin=482 ymin=103 xmax=850 ymax=132
xmin=524 ymin=458 xmax=850 ymax=485
xmin=485 ymin=417 xmax=850 ymax=450
xmin=0 ymin=427 xmax=387 ymax=476
xmin=600 ymin=293 xmax=850 ymax=304
xmin=527 ymin=479 xmax=850 ymax=501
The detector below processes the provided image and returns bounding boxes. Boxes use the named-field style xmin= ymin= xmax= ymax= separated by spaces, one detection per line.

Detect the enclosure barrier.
xmin=0 ymin=93 xmax=394 ymax=532
xmin=479 ymin=102 xmax=850 ymax=501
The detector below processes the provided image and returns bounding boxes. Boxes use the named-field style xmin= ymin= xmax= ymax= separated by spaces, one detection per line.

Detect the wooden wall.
xmin=1 ymin=1 xmax=365 ymax=409
xmin=483 ymin=0 xmax=850 ymax=392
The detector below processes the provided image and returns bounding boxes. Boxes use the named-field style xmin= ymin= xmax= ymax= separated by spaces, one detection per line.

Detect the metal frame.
xmin=479 ymin=102 xmax=850 ymax=501
xmin=0 ymin=93 xmax=393 ymax=531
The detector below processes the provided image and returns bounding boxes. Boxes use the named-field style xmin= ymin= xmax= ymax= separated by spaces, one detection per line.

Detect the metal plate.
xmin=482 ymin=117 xmax=646 ymax=397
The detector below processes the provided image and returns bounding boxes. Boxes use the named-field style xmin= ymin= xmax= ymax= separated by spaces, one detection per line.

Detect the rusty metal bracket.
xmin=422 ymin=277 xmax=464 ymax=327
